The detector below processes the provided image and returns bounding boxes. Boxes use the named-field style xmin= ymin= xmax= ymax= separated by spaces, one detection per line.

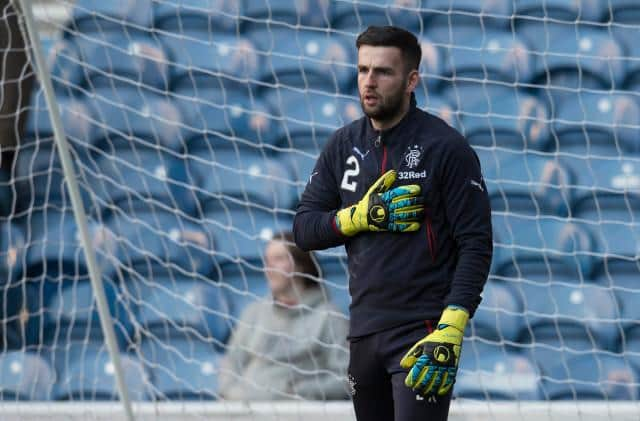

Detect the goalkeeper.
xmin=293 ymin=26 xmax=492 ymax=421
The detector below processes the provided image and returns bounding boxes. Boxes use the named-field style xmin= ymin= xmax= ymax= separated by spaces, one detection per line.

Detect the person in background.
xmin=218 ymin=231 xmax=350 ymax=400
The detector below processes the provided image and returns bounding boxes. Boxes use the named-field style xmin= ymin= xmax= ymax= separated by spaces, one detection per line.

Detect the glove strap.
xmin=438 ymin=306 xmax=469 ymax=332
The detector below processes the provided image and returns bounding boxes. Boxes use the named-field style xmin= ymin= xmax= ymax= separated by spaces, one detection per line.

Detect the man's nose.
xmin=364 ymin=70 xmax=377 ymax=87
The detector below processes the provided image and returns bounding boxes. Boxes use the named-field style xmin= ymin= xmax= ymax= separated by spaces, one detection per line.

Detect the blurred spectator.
xmin=0 ymin=0 xmax=34 ymax=170
xmin=219 ymin=231 xmax=350 ymax=400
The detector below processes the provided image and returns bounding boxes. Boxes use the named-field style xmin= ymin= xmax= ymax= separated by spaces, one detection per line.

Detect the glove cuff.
xmin=438 ymin=306 xmax=469 ymax=333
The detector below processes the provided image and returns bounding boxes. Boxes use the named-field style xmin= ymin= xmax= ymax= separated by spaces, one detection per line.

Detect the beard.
xmin=360 ymin=80 xmax=407 ymax=124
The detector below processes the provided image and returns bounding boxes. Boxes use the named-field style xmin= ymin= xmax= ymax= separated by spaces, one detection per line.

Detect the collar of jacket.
xmin=364 ymin=92 xmax=418 ymax=145
xmin=271 ymin=286 xmax=326 ymax=313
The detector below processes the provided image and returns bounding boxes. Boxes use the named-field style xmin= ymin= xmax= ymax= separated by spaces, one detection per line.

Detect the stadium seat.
xmin=244 ymin=0 xmax=332 ymax=31
xmin=414 ymin=92 xmax=460 ymax=130
xmin=217 ymin=263 xmax=270 ymax=321
xmin=139 ymin=336 xmax=223 ymax=400
xmin=562 ymin=156 xmax=640 ymax=220
xmin=519 ymin=25 xmax=625 ymax=109
xmin=249 ymin=28 xmax=352 ymax=92
xmin=55 ymin=348 xmax=152 ymax=400
xmin=622 ymin=326 xmax=640 ymax=371
xmin=0 ymin=281 xmax=41 ymax=350
xmin=459 ymin=90 xmax=549 ymax=151
xmin=161 ymin=31 xmax=260 ymax=95
xmin=88 ymin=90 xmax=184 ymax=153
xmin=492 ymin=214 xmax=597 ymax=278
xmin=67 ymin=0 xmax=153 ymax=35
xmin=40 ymin=37 xmax=83 ymax=95
xmin=24 ymin=211 xmax=119 ymax=281
xmin=594 ymin=259 xmax=640 ymax=334
xmin=153 ymin=0 xmax=243 ymax=33
xmin=467 ymin=281 xmax=523 ymax=344
xmin=332 ymin=0 xmax=425 ymax=34
xmin=131 ymin=277 xmax=232 ymax=348
xmin=434 ymin=28 xmax=533 ymax=88
xmin=186 ymin=148 xmax=296 ymax=212
xmin=0 ymin=351 xmax=56 ymax=400
xmin=607 ymin=1 xmax=640 ymax=52
xmin=456 ymin=344 xmax=540 ymax=400
xmin=515 ymin=0 xmax=602 ymax=22
xmin=92 ymin=149 xmax=196 ymax=216
xmin=0 ymin=222 xmax=26 ymax=285
xmin=176 ymin=89 xmax=281 ymax=152
xmin=316 ymin=246 xmax=350 ymax=317
xmin=425 ymin=0 xmax=513 ymax=35
xmin=551 ymin=92 xmax=640 ymax=156
xmin=73 ymin=33 xmax=169 ymax=91
xmin=540 ymin=353 xmax=637 ymax=400
xmin=204 ymin=205 xmax=294 ymax=268
xmin=107 ymin=210 xmax=214 ymax=279
xmin=517 ymin=282 xmax=620 ymax=367
xmin=264 ymin=88 xmax=349 ymax=150
xmin=45 ymin=278 xmax=134 ymax=349
xmin=485 ymin=153 xmax=574 ymax=217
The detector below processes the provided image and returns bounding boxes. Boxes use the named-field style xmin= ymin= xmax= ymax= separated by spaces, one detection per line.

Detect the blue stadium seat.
xmin=0 ymin=351 xmax=56 ymax=400
xmin=562 ymin=156 xmax=640 ymax=220
xmin=24 ymin=212 xmax=118 ymax=280
xmin=468 ymin=281 xmax=523 ymax=343
xmin=519 ymin=25 xmax=625 ymax=109
xmin=139 ymin=337 xmax=223 ymax=400
xmin=264 ymin=88 xmax=349 ymax=150
xmin=622 ymin=326 xmax=640 ymax=371
xmin=107 ymin=210 xmax=214 ymax=279
xmin=459 ymin=91 xmax=549 ymax=150
xmin=492 ymin=215 xmax=597 ymax=278
xmin=515 ymin=0 xmax=602 ymax=22
xmin=332 ymin=0 xmax=425 ymax=34
xmin=618 ymin=33 xmax=640 ymax=90
xmin=88 ymin=90 xmax=183 ymax=152
xmin=176 ymin=89 xmax=281 ymax=152
xmin=517 ymin=282 xmax=620 ymax=367
xmin=203 ymin=205 xmax=293 ymax=269
xmin=540 ymin=353 xmax=637 ymax=400
xmin=162 ymin=31 xmax=260 ymax=95
xmin=45 ymin=278 xmax=134 ymax=348
xmin=187 ymin=148 xmax=296 ymax=211
xmin=68 ymin=0 xmax=153 ymax=34
xmin=414 ymin=92 xmax=460 ymax=130
xmin=456 ymin=344 xmax=540 ymax=400
xmin=607 ymin=2 xmax=640 ymax=53
xmin=40 ymin=38 xmax=83 ymax=95
xmin=0 ymin=222 xmax=25 ymax=285
xmin=594 ymin=259 xmax=640 ymax=334
xmin=485 ymin=153 xmax=574 ymax=217
xmin=250 ymin=28 xmax=352 ymax=92
xmin=153 ymin=0 xmax=243 ymax=33
xmin=244 ymin=0 xmax=332 ymax=30
xmin=551 ymin=93 xmax=640 ymax=156
xmin=316 ymin=246 xmax=349 ymax=317
xmin=217 ymin=263 xmax=270 ymax=320
xmin=92 ymin=149 xmax=196 ymax=216
xmin=55 ymin=348 xmax=152 ymax=400
xmin=425 ymin=0 xmax=513 ymax=34
xmin=435 ymin=29 xmax=533 ymax=87
xmin=131 ymin=277 xmax=232 ymax=348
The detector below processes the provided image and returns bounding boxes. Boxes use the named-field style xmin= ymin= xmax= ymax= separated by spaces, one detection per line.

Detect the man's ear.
xmin=406 ymin=69 xmax=420 ymax=94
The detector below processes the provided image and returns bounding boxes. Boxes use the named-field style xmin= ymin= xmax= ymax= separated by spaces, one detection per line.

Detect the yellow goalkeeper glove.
xmin=335 ymin=170 xmax=424 ymax=236
xmin=400 ymin=306 xmax=469 ymax=397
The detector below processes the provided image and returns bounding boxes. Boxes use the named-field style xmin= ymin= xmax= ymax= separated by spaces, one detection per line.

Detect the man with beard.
xmin=292 ymin=26 xmax=493 ymax=420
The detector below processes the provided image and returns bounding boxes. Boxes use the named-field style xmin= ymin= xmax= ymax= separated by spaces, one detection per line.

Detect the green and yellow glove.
xmin=335 ymin=170 xmax=424 ymax=236
xmin=400 ymin=306 xmax=469 ymax=397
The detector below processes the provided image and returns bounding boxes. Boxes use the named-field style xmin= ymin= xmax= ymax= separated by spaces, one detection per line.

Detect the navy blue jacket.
xmin=293 ymin=97 xmax=493 ymax=338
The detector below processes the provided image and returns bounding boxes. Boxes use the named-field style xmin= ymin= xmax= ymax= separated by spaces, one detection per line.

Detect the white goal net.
xmin=2 ymin=0 xmax=640 ymax=420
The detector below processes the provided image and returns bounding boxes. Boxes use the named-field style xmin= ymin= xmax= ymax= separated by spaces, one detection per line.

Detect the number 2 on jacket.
xmin=341 ymin=155 xmax=359 ymax=192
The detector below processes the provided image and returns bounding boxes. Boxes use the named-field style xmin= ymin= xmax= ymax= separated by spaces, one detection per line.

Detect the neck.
xmin=370 ymin=95 xmax=412 ymax=131
xmin=273 ymin=283 xmax=305 ymax=306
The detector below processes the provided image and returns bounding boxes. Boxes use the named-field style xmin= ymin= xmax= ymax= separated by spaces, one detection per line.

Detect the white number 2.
xmin=340 ymin=155 xmax=359 ymax=192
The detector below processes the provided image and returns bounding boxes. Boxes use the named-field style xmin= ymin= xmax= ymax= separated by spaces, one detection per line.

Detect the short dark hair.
xmin=271 ymin=231 xmax=321 ymax=289
xmin=356 ymin=26 xmax=422 ymax=72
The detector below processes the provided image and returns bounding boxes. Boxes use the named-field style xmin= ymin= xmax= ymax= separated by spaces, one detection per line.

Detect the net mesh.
xmin=1 ymin=0 xmax=640 ymax=416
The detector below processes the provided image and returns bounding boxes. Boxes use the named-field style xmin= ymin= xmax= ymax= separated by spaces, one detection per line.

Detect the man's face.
xmin=357 ymin=45 xmax=409 ymax=124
